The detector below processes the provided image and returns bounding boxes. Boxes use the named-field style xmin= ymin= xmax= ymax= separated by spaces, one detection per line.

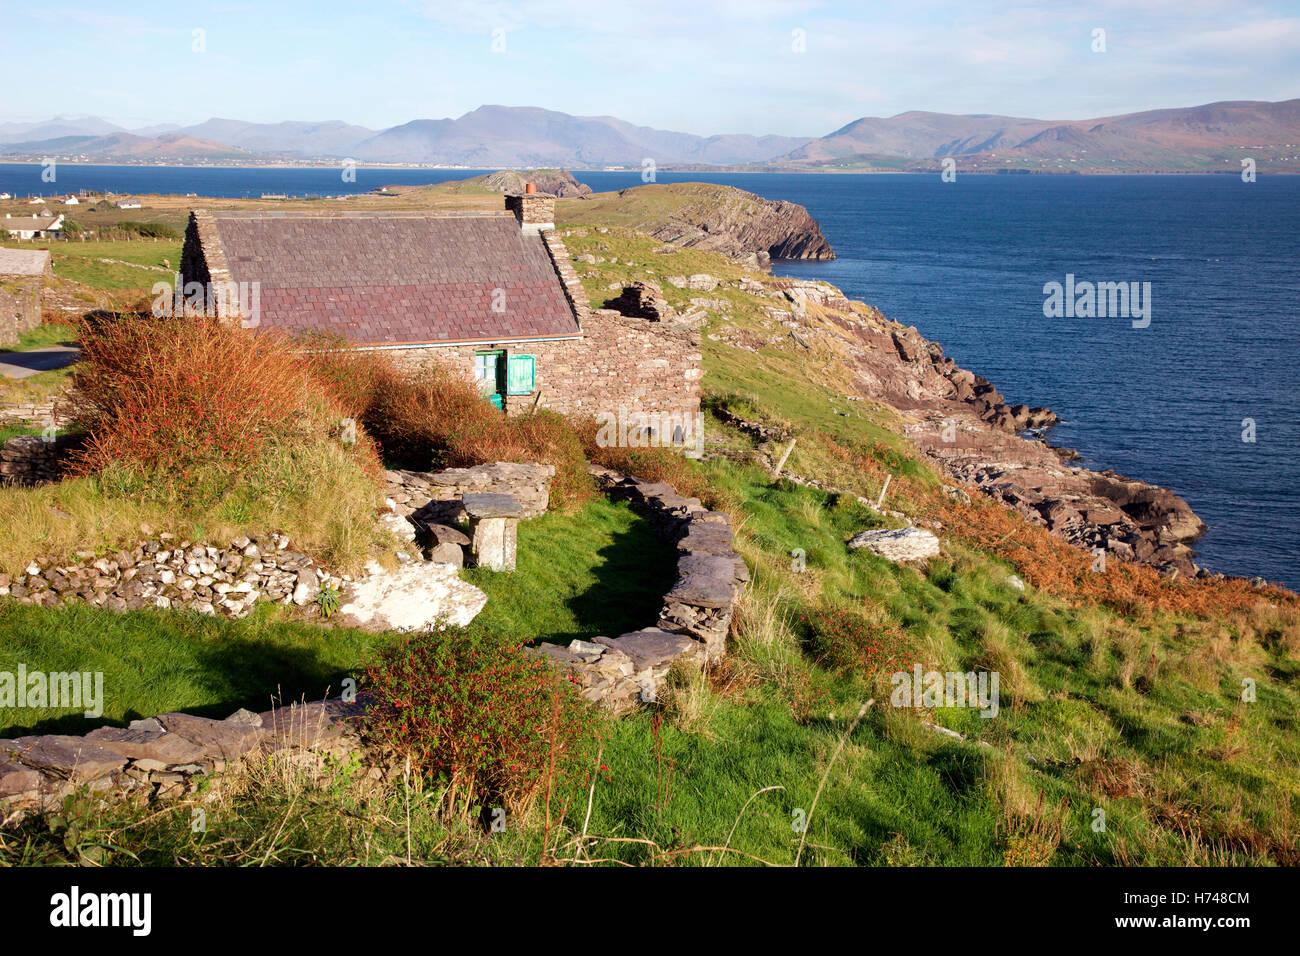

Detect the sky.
xmin=3 ymin=0 xmax=1298 ymax=137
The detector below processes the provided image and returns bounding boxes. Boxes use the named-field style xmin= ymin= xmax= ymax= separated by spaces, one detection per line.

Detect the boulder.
xmin=847 ymin=527 xmax=941 ymax=564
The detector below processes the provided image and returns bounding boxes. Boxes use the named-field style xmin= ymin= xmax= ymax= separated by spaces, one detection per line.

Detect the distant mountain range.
xmin=1 ymin=101 xmax=1297 ymax=173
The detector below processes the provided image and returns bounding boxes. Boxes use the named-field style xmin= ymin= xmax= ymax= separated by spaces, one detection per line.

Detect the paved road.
xmin=0 ymin=346 xmax=79 ymax=380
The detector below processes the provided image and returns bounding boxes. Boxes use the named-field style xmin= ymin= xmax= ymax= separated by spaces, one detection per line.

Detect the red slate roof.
xmin=207 ymin=211 xmax=581 ymax=345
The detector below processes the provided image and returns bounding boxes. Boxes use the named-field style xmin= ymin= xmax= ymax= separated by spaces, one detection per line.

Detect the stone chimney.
xmin=505 ymin=186 xmax=555 ymax=236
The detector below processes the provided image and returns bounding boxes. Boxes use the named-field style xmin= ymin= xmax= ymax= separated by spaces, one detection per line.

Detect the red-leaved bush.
xmin=69 ymin=316 xmax=358 ymax=483
xmin=802 ymin=606 xmax=904 ymax=678
xmin=361 ymin=624 xmax=604 ymax=818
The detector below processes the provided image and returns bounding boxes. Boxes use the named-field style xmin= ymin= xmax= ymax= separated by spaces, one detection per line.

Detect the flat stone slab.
xmin=0 ymin=758 xmax=44 ymax=796
xmin=847 ymin=527 xmax=941 ymax=564
xmin=154 ymin=713 xmax=266 ymax=760
xmin=597 ymin=629 xmax=698 ymax=670
xmin=677 ymin=522 xmax=735 ymax=554
xmin=337 ymin=560 xmax=486 ymax=631
xmin=85 ymin=726 xmax=211 ymax=765
xmin=420 ymin=522 xmax=470 ymax=546
xmin=665 ymin=553 xmax=737 ymax=609
xmin=461 ymin=493 xmax=524 ymax=518
xmin=259 ymin=700 xmax=359 ymax=750
xmin=8 ymin=735 xmax=128 ymax=783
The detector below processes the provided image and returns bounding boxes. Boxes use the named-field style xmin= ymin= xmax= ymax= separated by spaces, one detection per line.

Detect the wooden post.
xmin=772 ymin=437 xmax=796 ymax=479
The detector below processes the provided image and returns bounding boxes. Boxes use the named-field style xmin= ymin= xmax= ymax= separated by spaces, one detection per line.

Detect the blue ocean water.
xmin=2 ymin=164 xmax=1295 ymax=587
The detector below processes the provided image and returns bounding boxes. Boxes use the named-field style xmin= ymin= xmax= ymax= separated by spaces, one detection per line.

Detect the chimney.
xmin=505 ymin=188 xmax=554 ymax=236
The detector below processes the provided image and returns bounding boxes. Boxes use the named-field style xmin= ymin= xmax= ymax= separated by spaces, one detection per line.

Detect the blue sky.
xmin=4 ymin=0 xmax=1299 ymax=136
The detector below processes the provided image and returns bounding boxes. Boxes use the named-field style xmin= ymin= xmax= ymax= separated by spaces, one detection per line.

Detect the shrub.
xmin=361 ymin=624 xmax=604 ymax=818
xmin=304 ymin=346 xmax=596 ymax=510
xmin=68 ymin=316 xmax=364 ymax=491
xmin=114 ymin=221 xmax=181 ymax=240
xmin=573 ymin=417 xmax=724 ymax=509
xmin=801 ymin=605 xmax=904 ymax=678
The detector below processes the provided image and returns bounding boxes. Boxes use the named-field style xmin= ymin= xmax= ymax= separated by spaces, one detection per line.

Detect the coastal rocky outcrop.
xmin=565 ymin=183 xmax=834 ymax=262
xmin=713 ymin=273 xmax=1209 ymax=578
xmin=472 ymin=168 xmax=592 ymax=198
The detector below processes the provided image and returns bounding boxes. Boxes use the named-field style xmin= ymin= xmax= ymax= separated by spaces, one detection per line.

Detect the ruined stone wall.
xmin=0 ymin=276 xmax=43 ymax=347
xmin=527 ymin=466 xmax=746 ymax=712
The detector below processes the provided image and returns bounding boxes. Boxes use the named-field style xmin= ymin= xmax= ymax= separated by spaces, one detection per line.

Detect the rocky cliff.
xmin=561 ymin=183 xmax=834 ymax=263
xmin=721 ymin=275 xmax=1209 ymax=578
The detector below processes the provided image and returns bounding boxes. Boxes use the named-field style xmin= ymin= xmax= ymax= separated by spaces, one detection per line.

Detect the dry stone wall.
xmin=0 ymin=699 xmax=363 ymax=823
xmin=527 ymin=466 xmax=746 ymax=712
xmin=0 ymin=532 xmax=346 ymax=617
xmin=0 ymin=434 xmax=78 ymax=485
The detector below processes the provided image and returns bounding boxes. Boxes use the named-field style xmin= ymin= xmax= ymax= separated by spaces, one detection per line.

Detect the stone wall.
xmin=0 ymin=533 xmax=345 ymax=617
xmin=385 ymin=461 xmax=554 ymax=523
xmin=0 ymin=276 xmax=43 ymax=348
xmin=0 ymin=464 xmax=744 ymax=821
xmin=0 ymin=699 xmax=363 ymax=822
xmin=526 ymin=467 xmax=746 ymax=712
xmin=0 ymin=398 xmax=65 ymax=428
xmin=0 ymin=434 xmax=78 ymax=486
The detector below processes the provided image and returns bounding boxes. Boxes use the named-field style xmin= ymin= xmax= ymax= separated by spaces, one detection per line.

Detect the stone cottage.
xmin=179 ymin=191 xmax=702 ymax=424
xmin=0 ymin=247 xmax=51 ymax=347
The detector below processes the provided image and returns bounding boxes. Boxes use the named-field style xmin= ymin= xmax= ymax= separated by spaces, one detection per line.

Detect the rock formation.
xmin=563 ymin=183 xmax=834 ymax=261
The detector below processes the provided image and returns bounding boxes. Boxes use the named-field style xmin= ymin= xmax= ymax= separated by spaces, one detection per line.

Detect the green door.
xmin=474 ymin=350 xmax=505 ymax=409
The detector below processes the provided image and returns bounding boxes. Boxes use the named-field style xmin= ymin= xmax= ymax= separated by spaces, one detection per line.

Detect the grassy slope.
xmin=541 ymin=225 xmax=1300 ymax=866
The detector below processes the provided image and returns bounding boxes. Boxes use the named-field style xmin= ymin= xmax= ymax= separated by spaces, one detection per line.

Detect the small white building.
xmin=2 ymin=213 xmax=65 ymax=239
xmin=63 ymin=195 xmax=79 ymax=205
xmin=116 ymin=199 xmax=142 ymax=210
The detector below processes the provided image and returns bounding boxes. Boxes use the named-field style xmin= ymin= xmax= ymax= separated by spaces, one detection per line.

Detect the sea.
xmin=2 ymin=163 xmax=1295 ymax=589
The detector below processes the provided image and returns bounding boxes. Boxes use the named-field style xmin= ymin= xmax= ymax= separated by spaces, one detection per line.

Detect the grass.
xmin=0 ymin=442 xmax=388 ymax=579
xmin=0 ymin=601 xmax=386 ymax=737
xmin=0 ymin=238 xmax=181 ymax=293
xmin=0 ymin=322 xmax=77 ymax=353
xmin=463 ymin=498 xmax=677 ymax=645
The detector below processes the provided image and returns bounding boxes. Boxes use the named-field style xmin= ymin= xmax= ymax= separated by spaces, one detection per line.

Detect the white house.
xmin=63 ymin=195 xmax=79 ymax=205
xmin=2 ymin=213 xmax=65 ymax=239
xmin=116 ymin=199 xmax=142 ymax=209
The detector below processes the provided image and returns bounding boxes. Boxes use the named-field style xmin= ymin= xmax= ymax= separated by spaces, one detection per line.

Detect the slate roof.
xmin=0 ymin=248 xmax=51 ymax=276
xmin=202 ymin=210 xmax=582 ymax=346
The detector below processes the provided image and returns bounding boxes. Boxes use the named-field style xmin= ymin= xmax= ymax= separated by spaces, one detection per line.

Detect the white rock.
xmin=847 ymin=527 xmax=941 ymax=564
xmin=337 ymin=562 xmax=487 ymax=632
